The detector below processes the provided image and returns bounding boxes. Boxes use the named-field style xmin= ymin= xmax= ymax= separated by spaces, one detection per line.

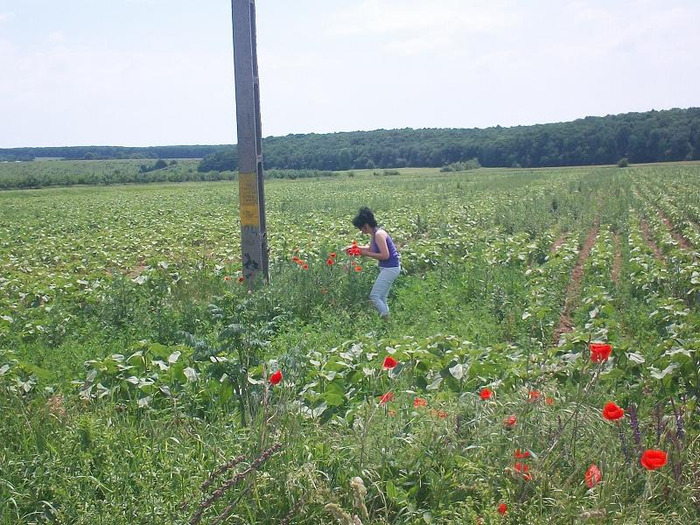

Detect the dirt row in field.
xmin=552 ymin=223 xmax=599 ymax=345
xmin=549 ymin=234 xmax=568 ymax=254
xmin=657 ymin=211 xmax=694 ymax=250
xmin=612 ymin=232 xmax=622 ymax=287
xmin=640 ymin=219 xmax=665 ymax=262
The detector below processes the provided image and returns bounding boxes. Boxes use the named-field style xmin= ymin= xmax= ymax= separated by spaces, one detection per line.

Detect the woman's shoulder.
xmin=375 ymin=228 xmax=389 ymax=238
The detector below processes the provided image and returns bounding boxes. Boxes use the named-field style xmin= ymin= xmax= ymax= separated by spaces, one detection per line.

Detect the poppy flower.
xmin=269 ymin=370 xmax=283 ymax=385
xmin=237 ymin=276 xmax=245 ymax=283
xmin=302 ymin=263 xmax=309 ymax=270
xmin=528 ymin=390 xmax=541 ymax=402
xmin=602 ymin=401 xmax=624 ymax=421
xmin=514 ymin=462 xmax=532 ymax=481
xmin=224 ymin=275 xmax=232 ymax=281
xmin=504 ymin=414 xmax=516 ymax=429
xmin=354 ymin=265 xmax=362 ymax=272
xmin=326 ymin=258 xmax=335 ymax=266
xmin=585 ymin=464 xmax=602 ymax=488
xmin=497 ymin=503 xmax=507 ymax=515
xmin=436 ymin=410 xmax=447 ymax=419
xmin=330 ymin=252 xmax=337 ymax=258
xmin=545 ymin=397 xmax=554 ymax=405
xmin=640 ymin=449 xmax=667 ymax=470
xmin=413 ymin=397 xmax=428 ymax=407
xmin=514 ymin=449 xmax=531 ymax=459
xmin=292 ymin=256 xmax=300 ymax=263
xmin=382 ymin=356 xmax=398 ymax=370
xmin=379 ymin=392 xmax=394 ymax=405
xmin=590 ymin=342 xmax=612 ymax=363
xmin=479 ymin=388 xmax=493 ymax=400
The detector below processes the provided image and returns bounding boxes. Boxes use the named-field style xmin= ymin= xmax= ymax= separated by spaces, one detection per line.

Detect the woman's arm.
xmin=361 ymin=231 xmax=390 ymax=261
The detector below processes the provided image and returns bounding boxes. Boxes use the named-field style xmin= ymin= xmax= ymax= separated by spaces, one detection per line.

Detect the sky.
xmin=0 ymin=0 xmax=698 ymax=148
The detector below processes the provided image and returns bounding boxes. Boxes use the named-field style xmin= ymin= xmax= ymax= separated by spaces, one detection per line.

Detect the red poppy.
xmin=354 ymin=265 xmax=362 ymax=272
xmin=590 ymin=342 xmax=612 ymax=363
xmin=528 ymin=390 xmax=541 ymax=402
xmin=302 ymin=263 xmax=309 ymax=270
xmin=479 ymin=388 xmax=493 ymax=400
xmin=585 ymin=464 xmax=602 ymax=488
xmin=379 ymin=392 xmax=394 ymax=405
xmin=382 ymin=356 xmax=398 ymax=370
xmin=514 ymin=449 xmax=531 ymax=459
xmin=224 ymin=275 xmax=232 ymax=281
xmin=330 ymin=252 xmax=337 ymax=258
xmin=269 ymin=370 xmax=283 ymax=385
xmin=497 ymin=503 xmax=507 ymax=515
xmin=504 ymin=414 xmax=516 ymax=429
xmin=545 ymin=397 xmax=554 ymax=405
xmin=346 ymin=242 xmax=362 ymax=257
xmin=602 ymin=401 xmax=624 ymax=421
xmin=413 ymin=397 xmax=428 ymax=407
xmin=292 ymin=256 xmax=300 ymax=263
xmin=430 ymin=409 xmax=447 ymax=419
xmin=514 ymin=462 xmax=532 ymax=481
xmin=640 ymin=449 xmax=667 ymax=470
xmin=326 ymin=258 xmax=335 ymax=266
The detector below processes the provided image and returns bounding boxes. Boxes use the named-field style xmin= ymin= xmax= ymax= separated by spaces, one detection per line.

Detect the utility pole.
xmin=232 ymin=0 xmax=268 ymax=284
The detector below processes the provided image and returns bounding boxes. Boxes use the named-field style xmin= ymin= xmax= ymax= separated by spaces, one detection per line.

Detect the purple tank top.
xmin=371 ymin=231 xmax=400 ymax=268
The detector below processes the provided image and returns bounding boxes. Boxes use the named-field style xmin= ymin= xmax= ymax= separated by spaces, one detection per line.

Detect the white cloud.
xmin=0 ymin=12 xmax=13 ymax=22
xmin=325 ymin=0 xmax=516 ymax=55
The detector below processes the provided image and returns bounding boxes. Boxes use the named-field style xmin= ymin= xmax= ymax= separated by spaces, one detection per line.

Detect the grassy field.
xmin=1 ymin=164 xmax=699 ymax=523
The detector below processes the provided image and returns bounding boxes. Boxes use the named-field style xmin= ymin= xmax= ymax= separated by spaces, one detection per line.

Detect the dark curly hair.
xmin=352 ymin=207 xmax=377 ymax=229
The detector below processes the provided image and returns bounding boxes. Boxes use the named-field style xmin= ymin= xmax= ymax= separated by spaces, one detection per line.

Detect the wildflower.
xmin=514 ymin=449 xmax=531 ymax=459
xmin=479 ymin=388 xmax=493 ymax=400
xmin=545 ymin=397 xmax=554 ymax=405
xmin=326 ymin=258 xmax=335 ymax=266
xmin=237 ymin=276 xmax=245 ymax=283
xmin=590 ymin=342 xmax=612 ymax=363
xmin=379 ymin=392 xmax=394 ymax=405
xmin=223 ymin=275 xmax=232 ymax=281
xmin=346 ymin=241 xmax=362 ymax=257
xmin=382 ymin=356 xmax=398 ymax=370
xmin=414 ymin=397 xmax=428 ymax=407
xmin=388 ymin=409 xmax=397 ymax=417
xmin=431 ymin=409 xmax=447 ymax=419
xmin=292 ymin=256 xmax=300 ymax=263
xmin=602 ymin=401 xmax=624 ymax=421
xmin=497 ymin=503 xmax=507 ymax=515
xmin=514 ymin=462 xmax=532 ymax=481
xmin=269 ymin=370 xmax=283 ymax=385
xmin=640 ymin=449 xmax=667 ymax=470
xmin=528 ymin=390 xmax=541 ymax=402
xmin=504 ymin=414 xmax=516 ymax=429
xmin=330 ymin=252 xmax=337 ymax=258
xmin=354 ymin=265 xmax=362 ymax=272
xmin=585 ymin=464 xmax=602 ymax=488
xmin=302 ymin=263 xmax=309 ymax=270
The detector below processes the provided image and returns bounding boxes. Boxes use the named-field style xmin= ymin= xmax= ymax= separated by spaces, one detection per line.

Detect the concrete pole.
xmin=232 ymin=0 xmax=268 ymax=284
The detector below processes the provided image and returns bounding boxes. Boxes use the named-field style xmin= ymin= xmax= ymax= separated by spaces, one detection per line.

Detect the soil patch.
xmin=552 ymin=224 xmax=599 ymax=345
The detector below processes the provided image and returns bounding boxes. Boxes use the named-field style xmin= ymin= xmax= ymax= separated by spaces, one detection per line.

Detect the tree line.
xmin=2 ymin=108 xmax=698 ymax=171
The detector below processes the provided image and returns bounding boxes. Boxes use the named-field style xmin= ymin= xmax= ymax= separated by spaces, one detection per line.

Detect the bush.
xmin=617 ymin=157 xmax=629 ymax=168
xmin=440 ymin=158 xmax=481 ymax=172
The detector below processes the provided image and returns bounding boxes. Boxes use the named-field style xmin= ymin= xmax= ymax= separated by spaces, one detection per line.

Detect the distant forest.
xmin=2 ymin=108 xmax=698 ymax=171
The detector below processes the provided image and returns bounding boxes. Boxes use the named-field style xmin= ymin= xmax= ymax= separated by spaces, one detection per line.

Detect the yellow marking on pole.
xmin=239 ymin=172 xmax=260 ymax=226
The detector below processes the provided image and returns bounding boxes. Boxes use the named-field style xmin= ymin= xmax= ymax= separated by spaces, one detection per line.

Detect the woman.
xmin=348 ymin=207 xmax=401 ymax=319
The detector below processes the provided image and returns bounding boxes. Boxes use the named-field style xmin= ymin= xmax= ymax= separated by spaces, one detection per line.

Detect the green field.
xmin=1 ymin=164 xmax=699 ymax=523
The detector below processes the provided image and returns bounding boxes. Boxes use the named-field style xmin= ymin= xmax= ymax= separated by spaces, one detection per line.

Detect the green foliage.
xmin=1 ymin=164 xmax=700 ymax=522
xmin=440 ymin=158 xmax=481 ymax=171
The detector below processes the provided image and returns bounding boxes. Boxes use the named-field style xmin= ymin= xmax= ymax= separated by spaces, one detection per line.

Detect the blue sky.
xmin=1 ymin=0 xmax=698 ymax=147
